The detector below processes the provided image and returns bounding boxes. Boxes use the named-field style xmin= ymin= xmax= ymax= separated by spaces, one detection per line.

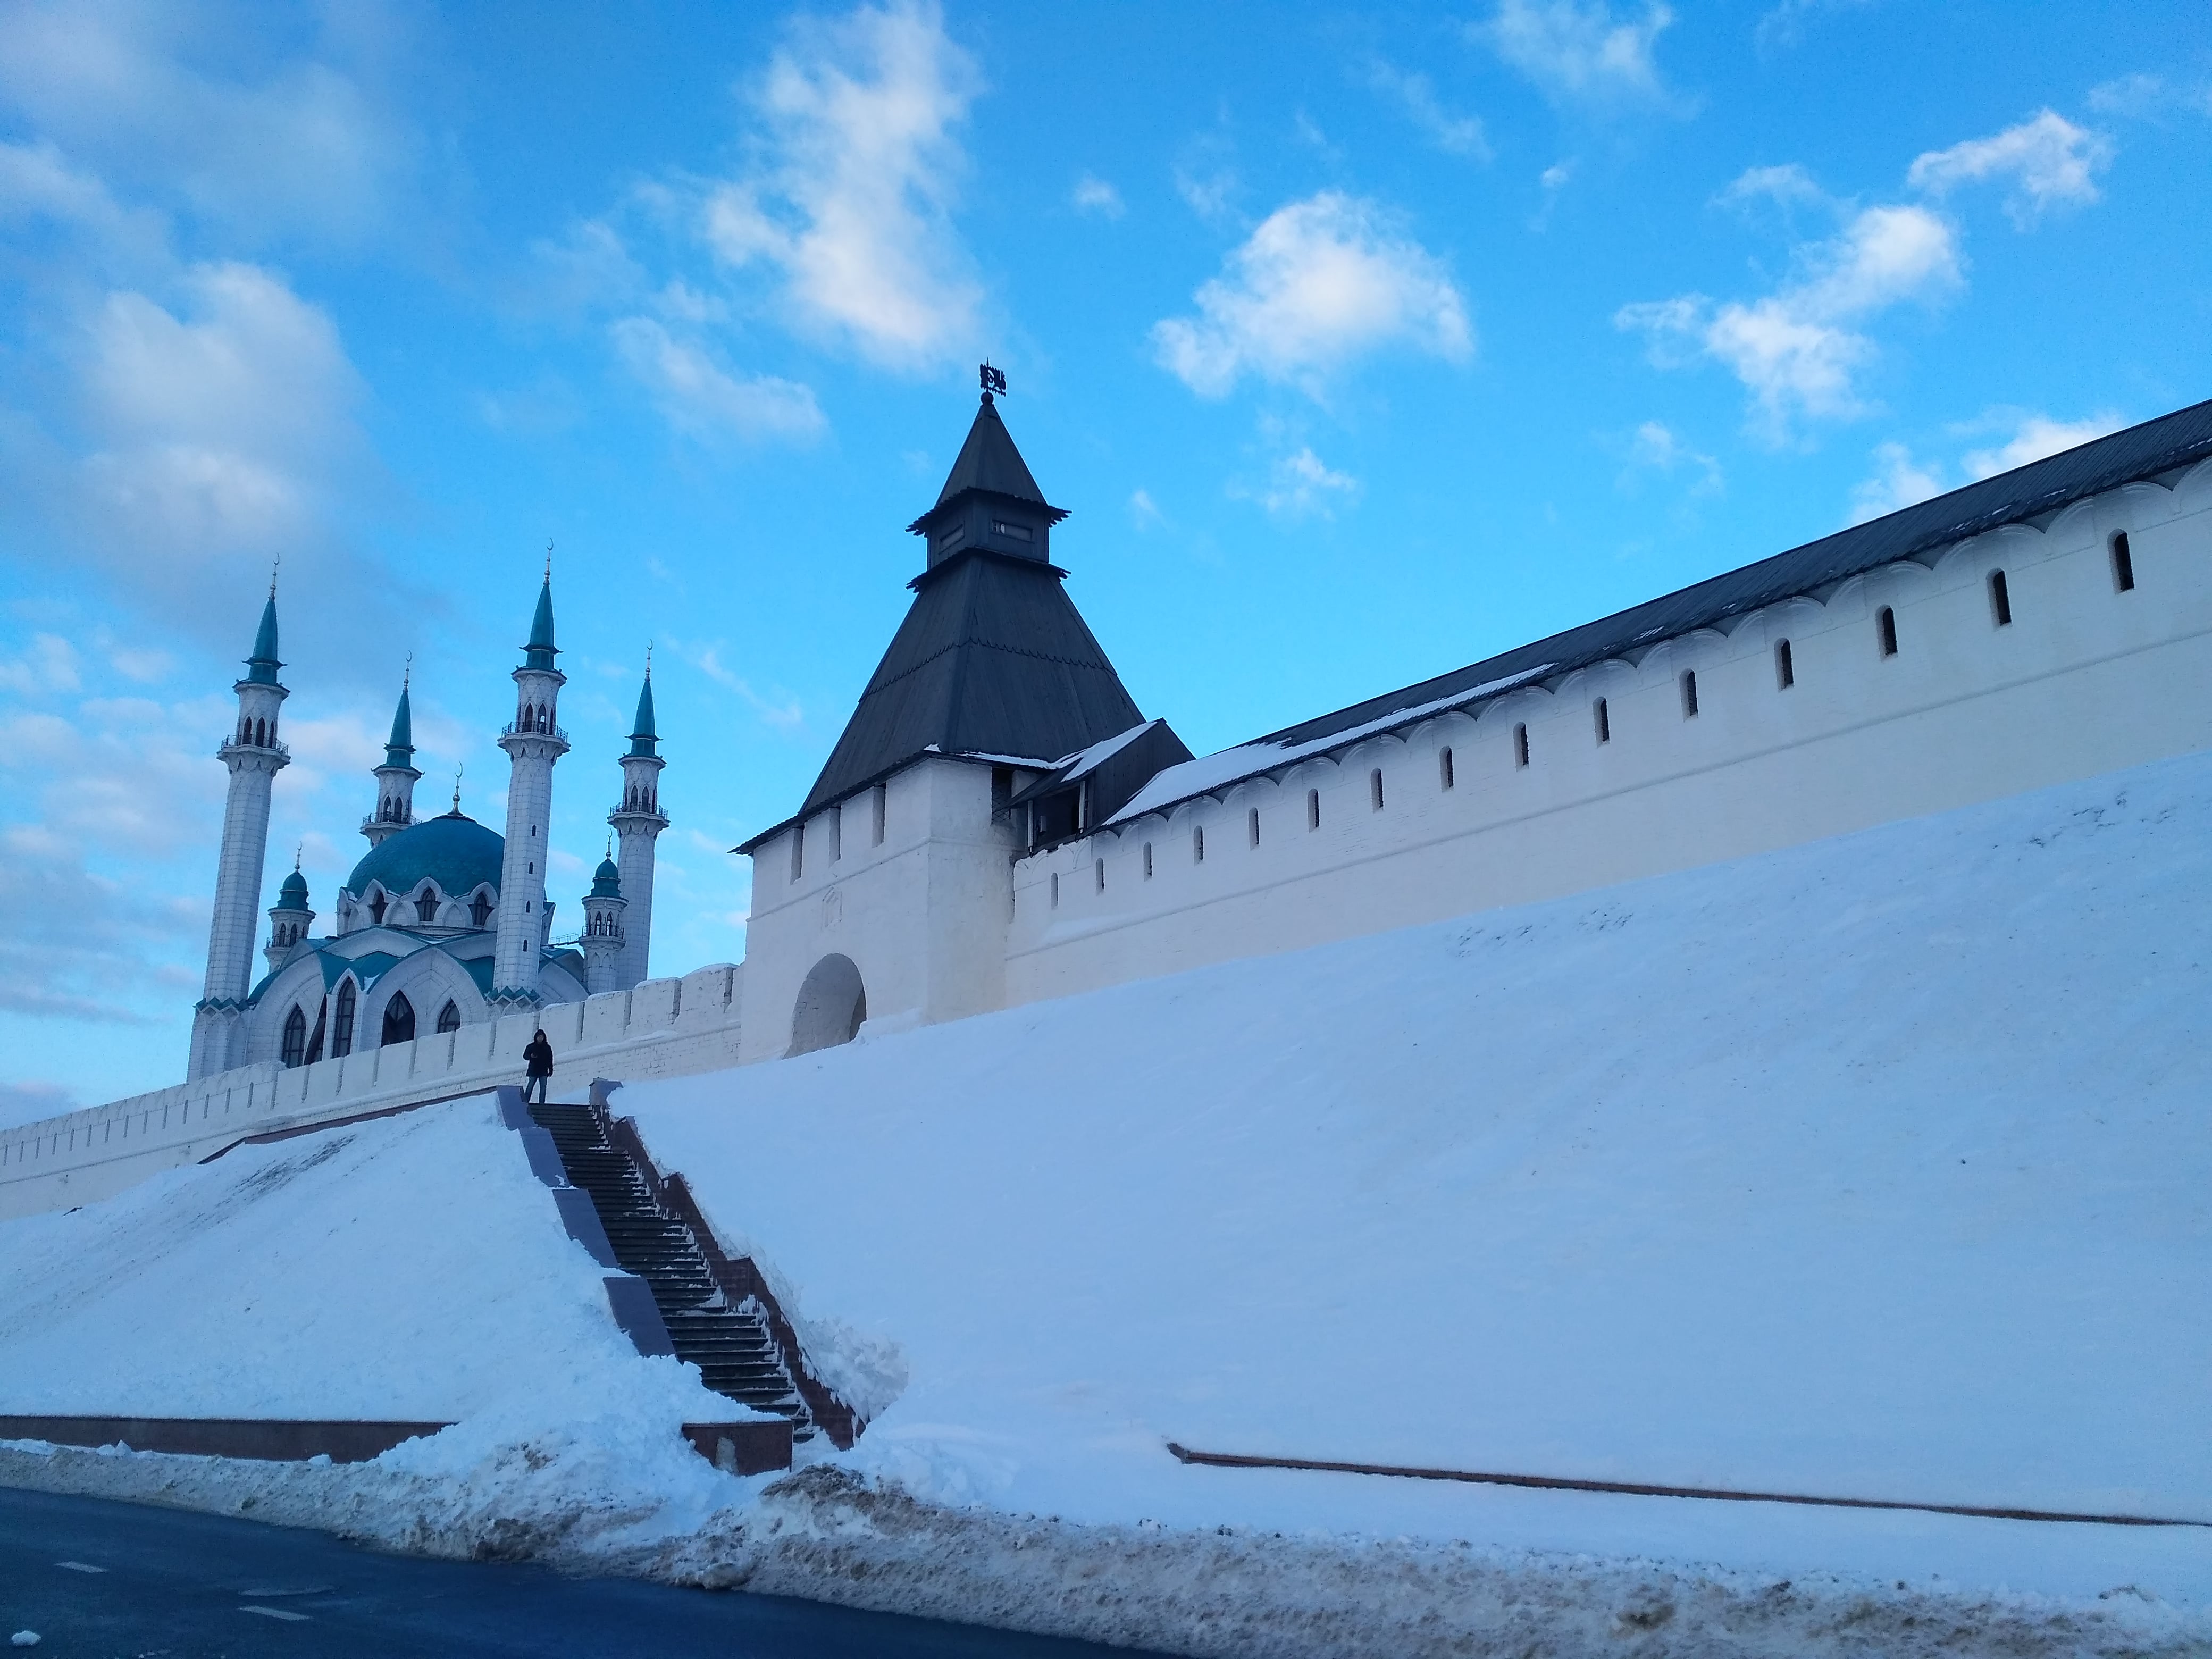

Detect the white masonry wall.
xmin=0 ymin=965 xmax=744 ymax=1220
xmin=1006 ymin=463 xmax=2212 ymax=1006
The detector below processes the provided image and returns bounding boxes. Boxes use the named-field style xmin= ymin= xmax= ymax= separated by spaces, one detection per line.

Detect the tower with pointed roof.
xmin=362 ymin=671 xmax=421 ymax=848
xmin=264 ymin=858 xmax=314 ymax=975
xmin=490 ymin=571 xmax=569 ymax=1008
xmin=580 ymin=853 xmax=626 ymax=995
xmin=189 ymin=587 xmax=291 ymax=1079
xmin=736 ymin=377 xmax=1164 ymax=1062
xmin=608 ymin=661 xmax=668 ymax=990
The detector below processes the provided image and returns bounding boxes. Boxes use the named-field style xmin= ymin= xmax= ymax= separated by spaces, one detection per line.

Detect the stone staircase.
xmin=528 ymin=1099 xmax=817 ymax=1439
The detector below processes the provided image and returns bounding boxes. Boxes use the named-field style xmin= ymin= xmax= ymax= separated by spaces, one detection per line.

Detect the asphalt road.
xmin=0 ymin=1486 xmax=1175 ymax=1658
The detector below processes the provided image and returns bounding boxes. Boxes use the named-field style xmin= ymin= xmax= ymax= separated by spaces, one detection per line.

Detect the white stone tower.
xmin=580 ymin=851 xmax=626 ymax=995
xmin=362 ymin=669 xmax=420 ymax=847
xmin=189 ymin=586 xmax=290 ymax=1079
xmin=607 ymin=660 xmax=667 ymax=990
xmin=265 ymin=856 xmax=314 ymax=975
xmin=491 ymin=570 xmax=568 ymax=1008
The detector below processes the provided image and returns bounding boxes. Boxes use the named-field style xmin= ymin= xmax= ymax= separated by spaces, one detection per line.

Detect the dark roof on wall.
xmin=780 ymin=550 xmax=1147 ymax=826
xmin=1256 ymin=396 xmax=2212 ymax=753
xmin=907 ymin=396 xmax=1065 ymax=530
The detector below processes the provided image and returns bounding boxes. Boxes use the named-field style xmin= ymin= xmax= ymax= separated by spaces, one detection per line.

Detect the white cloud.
xmin=1959 ymin=410 xmax=2123 ymax=479
xmin=0 ymin=633 xmax=82 ymax=696
xmin=1072 ymin=174 xmax=1125 ymax=217
xmin=665 ymin=636 xmax=806 ymax=731
xmin=1152 ymin=192 xmax=1471 ymax=399
xmin=701 ymin=0 xmax=984 ymax=371
xmin=0 ymin=3 xmax=419 ymax=248
xmin=1906 ymin=111 xmax=2113 ymax=227
xmin=610 ymin=317 xmax=825 ymax=443
xmin=2085 ymin=74 xmax=2167 ymax=118
xmin=1237 ymin=447 xmax=1361 ymax=521
xmin=1618 ymin=202 xmax=1959 ymax=438
xmin=1848 ymin=441 xmax=1945 ymax=522
xmin=1365 ymin=62 xmax=1490 ymax=160
xmin=1719 ymin=162 xmax=1828 ymax=211
xmin=1754 ymin=0 xmax=1876 ymax=53
xmin=1478 ymin=0 xmax=1678 ymax=111
xmin=1623 ymin=421 xmax=1722 ymax=493
xmin=1128 ymin=488 xmax=1166 ymax=532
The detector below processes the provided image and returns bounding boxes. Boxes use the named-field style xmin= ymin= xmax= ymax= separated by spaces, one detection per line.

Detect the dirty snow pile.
xmin=620 ymin=749 xmax=2212 ymax=1631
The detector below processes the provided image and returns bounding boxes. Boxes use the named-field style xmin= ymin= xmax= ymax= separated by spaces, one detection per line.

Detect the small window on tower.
xmin=1439 ymin=747 xmax=1455 ymax=790
xmin=791 ymin=824 xmax=804 ymax=882
xmin=1050 ymin=872 xmax=1060 ymax=908
xmin=1143 ymin=842 xmax=1154 ymax=879
xmin=990 ymin=519 xmax=1034 ymax=542
xmin=1989 ymin=568 xmax=2013 ymax=627
xmin=470 ymin=892 xmax=493 ymax=928
xmin=1514 ymin=723 xmax=1530 ymax=768
xmin=1308 ymin=788 xmax=1320 ymax=830
xmin=830 ymin=806 xmax=843 ymax=863
xmin=436 ymin=1000 xmax=461 ymax=1034
xmin=1370 ymin=769 xmax=1385 ymax=811
xmin=1680 ymin=670 xmax=1699 ymax=718
xmin=367 ymin=891 xmax=387 ymax=927
xmin=416 ymin=889 xmax=439 ymax=925
xmin=1095 ymin=858 xmax=1105 ymax=892
xmin=1878 ymin=606 xmax=1899 ymax=657
xmin=1193 ymin=824 xmax=1205 ymax=863
xmin=872 ymin=782 xmax=888 ymax=844
xmin=1248 ymin=807 xmax=1261 ymax=848
xmin=1775 ymin=639 xmax=1795 ymax=690
xmin=2110 ymin=532 xmax=2135 ymax=592
xmin=1594 ymin=698 xmax=1611 ymax=744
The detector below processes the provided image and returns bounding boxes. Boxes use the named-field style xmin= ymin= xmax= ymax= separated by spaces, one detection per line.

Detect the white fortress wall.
xmin=1007 ymin=463 xmax=2212 ymax=1004
xmin=0 ymin=964 xmax=744 ymax=1220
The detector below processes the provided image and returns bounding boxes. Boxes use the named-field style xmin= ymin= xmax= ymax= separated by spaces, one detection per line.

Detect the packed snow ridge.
xmin=4 ymin=749 xmax=2210 ymax=1658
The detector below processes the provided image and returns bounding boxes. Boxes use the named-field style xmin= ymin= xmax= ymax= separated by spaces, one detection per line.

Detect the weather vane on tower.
xmin=979 ymin=361 xmax=1006 ymax=401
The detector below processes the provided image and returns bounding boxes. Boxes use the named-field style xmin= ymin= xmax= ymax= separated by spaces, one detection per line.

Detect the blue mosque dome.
xmin=345 ymin=810 xmax=505 ymax=900
xmin=590 ymin=857 xmax=622 ymax=898
xmin=278 ymin=865 xmax=309 ymax=903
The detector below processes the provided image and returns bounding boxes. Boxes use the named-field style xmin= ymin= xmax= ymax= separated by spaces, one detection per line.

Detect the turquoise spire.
xmin=523 ymin=571 xmax=559 ymax=671
xmin=246 ymin=590 xmax=282 ymax=685
xmin=627 ymin=659 xmax=658 ymax=758
xmin=384 ymin=671 xmax=414 ymax=767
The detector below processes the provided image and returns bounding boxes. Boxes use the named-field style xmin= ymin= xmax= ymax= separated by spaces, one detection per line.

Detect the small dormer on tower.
xmin=904 ymin=371 xmax=1070 ymax=571
xmin=363 ymin=668 xmax=422 ymax=847
xmin=580 ymin=852 xmax=625 ymax=995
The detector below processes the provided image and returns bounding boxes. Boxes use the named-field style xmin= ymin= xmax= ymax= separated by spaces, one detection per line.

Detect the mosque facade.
xmin=185 ymin=576 xmax=667 ymax=1081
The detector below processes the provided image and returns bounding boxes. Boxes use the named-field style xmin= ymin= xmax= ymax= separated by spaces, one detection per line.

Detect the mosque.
xmin=184 ymin=575 xmax=668 ymax=1081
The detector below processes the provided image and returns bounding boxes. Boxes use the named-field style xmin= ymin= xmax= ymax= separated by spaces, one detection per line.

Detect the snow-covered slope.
xmin=0 ymin=1092 xmax=726 ymax=1429
xmin=625 ymin=749 xmax=2212 ymax=1605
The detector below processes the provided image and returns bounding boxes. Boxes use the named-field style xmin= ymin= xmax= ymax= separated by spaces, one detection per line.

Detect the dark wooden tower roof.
xmin=749 ymin=393 xmax=1146 ymax=841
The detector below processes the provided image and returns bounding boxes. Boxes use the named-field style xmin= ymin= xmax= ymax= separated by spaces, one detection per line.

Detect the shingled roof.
xmin=743 ymin=397 xmax=1146 ymax=844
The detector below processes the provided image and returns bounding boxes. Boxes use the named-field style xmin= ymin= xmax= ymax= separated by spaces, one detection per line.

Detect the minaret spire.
xmin=362 ymin=660 xmax=422 ymax=847
xmin=609 ymin=647 xmax=668 ymax=990
xmin=191 ymin=583 xmax=292 ymax=1078
xmin=491 ymin=564 xmax=569 ymax=1008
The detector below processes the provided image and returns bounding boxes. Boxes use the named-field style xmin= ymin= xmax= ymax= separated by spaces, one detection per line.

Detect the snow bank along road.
xmin=3 ymin=750 xmax=2209 ymax=1658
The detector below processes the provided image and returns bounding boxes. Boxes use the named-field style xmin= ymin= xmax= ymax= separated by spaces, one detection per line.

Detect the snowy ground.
xmin=2 ymin=752 xmax=2208 ymax=1656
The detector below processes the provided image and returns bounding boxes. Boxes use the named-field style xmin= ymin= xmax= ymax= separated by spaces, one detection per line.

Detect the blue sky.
xmin=2 ymin=0 xmax=2207 ymax=1116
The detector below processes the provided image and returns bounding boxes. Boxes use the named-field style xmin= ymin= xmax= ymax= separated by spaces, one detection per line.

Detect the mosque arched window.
xmin=331 ymin=981 xmax=356 ymax=1057
xmin=381 ymin=992 xmax=415 ymax=1046
xmin=367 ymin=891 xmax=387 ymax=927
xmin=416 ymin=887 xmax=440 ymax=925
xmin=281 ymin=1006 xmax=307 ymax=1068
xmin=435 ymin=1000 xmax=462 ymax=1034
xmin=470 ymin=891 xmax=493 ymax=928
xmin=304 ymin=1001 xmax=327 ymax=1066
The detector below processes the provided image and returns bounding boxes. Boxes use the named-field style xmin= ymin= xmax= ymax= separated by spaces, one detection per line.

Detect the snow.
xmin=1108 ymin=664 xmax=1553 ymax=824
xmin=620 ymin=748 xmax=2212 ymax=1615
xmin=2 ymin=753 xmax=2208 ymax=1655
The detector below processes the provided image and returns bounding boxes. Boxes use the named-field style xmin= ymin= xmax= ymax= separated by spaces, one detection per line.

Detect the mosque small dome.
xmin=278 ymin=867 xmax=309 ymax=903
xmin=590 ymin=857 xmax=622 ymax=899
xmin=346 ymin=811 xmax=504 ymax=902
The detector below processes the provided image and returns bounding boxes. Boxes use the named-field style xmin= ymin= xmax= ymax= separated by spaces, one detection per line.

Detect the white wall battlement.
xmin=1 ymin=965 xmax=743 ymax=1219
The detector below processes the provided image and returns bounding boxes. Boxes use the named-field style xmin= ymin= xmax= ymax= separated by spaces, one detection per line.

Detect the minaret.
xmin=189 ymin=585 xmax=291 ymax=1079
xmin=490 ymin=567 xmax=568 ymax=1008
xmin=580 ymin=850 xmax=626 ymax=996
xmin=608 ymin=656 xmax=668 ymax=990
xmin=265 ymin=856 xmax=314 ymax=975
xmin=362 ymin=667 xmax=421 ymax=847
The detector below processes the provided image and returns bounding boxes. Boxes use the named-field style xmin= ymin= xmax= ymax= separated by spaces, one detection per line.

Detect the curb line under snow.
xmin=1 ymin=1447 xmax=2204 ymax=1659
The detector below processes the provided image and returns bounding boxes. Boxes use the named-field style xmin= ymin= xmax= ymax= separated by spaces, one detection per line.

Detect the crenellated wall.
xmin=1004 ymin=461 xmax=2212 ymax=1006
xmin=0 ymin=964 xmax=744 ymax=1220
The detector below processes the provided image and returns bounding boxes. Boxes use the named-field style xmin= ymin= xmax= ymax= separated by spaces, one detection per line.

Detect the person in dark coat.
xmin=522 ymin=1028 xmax=554 ymax=1104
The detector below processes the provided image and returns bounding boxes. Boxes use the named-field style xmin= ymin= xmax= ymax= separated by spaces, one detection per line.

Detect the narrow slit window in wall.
xmin=1878 ymin=606 xmax=1898 ymax=657
xmin=2111 ymin=531 xmax=2135 ymax=592
xmin=1439 ymin=747 xmax=1455 ymax=789
xmin=1989 ymin=568 xmax=2012 ymax=626
xmin=1680 ymin=671 xmax=1699 ymax=718
xmin=1248 ymin=807 xmax=1261 ymax=848
xmin=1775 ymin=639 xmax=1794 ymax=690
xmin=1095 ymin=859 xmax=1105 ymax=892
xmin=1193 ymin=824 xmax=1205 ymax=862
xmin=790 ymin=825 xmax=803 ymax=882
xmin=1370 ymin=768 xmax=1385 ymax=810
xmin=1594 ymin=698 xmax=1610 ymax=744
xmin=1050 ymin=872 xmax=1059 ymax=908
xmin=1514 ymin=723 xmax=1530 ymax=768
xmin=872 ymin=783 xmax=887 ymax=844
xmin=1307 ymin=789 xmax=1320 ymax=830
xmin=1143 ymin=842 xmax=1154 ymax=879
xmin=830 ymin=806 xmax=843 ymax=862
